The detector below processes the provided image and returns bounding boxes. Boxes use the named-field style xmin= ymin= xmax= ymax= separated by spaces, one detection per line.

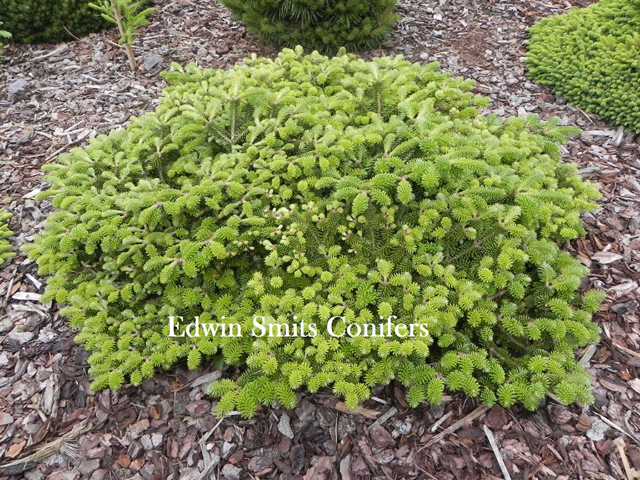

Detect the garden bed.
xmin=1 ymin=0 xmax=640 ymax=479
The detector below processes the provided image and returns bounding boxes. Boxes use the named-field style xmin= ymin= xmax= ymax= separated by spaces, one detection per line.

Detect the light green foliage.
xmin=0 ymin=0 xmax=112 ymax=44
xmin=526 ymin=0 xmax=640 ymax=132
xmin=89 ymin=0 xmax=154 ymax=46
xmin=218 ymin=0 xmax=399 ymax=54
xmin=25 ymin=47 xmax=604 ymax=418
xmin=0 ymin=21 xmax=11 ymax=44
xmin=0 ymin=209 xmax=15 ymax=262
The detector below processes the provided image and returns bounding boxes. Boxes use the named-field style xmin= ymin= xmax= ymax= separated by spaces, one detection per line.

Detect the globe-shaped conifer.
xmin=218 ymin=0 xmax=399 ymax=54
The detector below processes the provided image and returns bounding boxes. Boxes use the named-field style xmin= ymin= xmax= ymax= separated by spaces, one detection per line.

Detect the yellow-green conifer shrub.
xmin=0 ymin=209 xmax=15 ymax=262
xmin=25 ymin=48 xmax=605 ymax=418
xmin=526 ymin=0 xmax=640 ymax=132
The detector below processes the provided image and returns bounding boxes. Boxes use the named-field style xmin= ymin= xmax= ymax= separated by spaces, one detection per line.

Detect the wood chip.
xmin=629 ymin=379 xmax=640 ymax=395
xmin=277 ymin=412 xmax=294 ymax=439
xmin=367 ymin=407 xmax=398 ymax=430
xmin=0 ymin=413 xmax=13 ymax=426
xmin=11 ymin=292 xmax=42 ymax=301
xmin=6 ymin=441 xmax=26 ymax=459
xmin=592 ymin=251 xmax=624 ymax=264
xmin=334 ymin=402 xmax=380 ymax=420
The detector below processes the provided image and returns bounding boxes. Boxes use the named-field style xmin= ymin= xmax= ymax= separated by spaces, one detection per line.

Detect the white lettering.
xmin=327 ymin=316 xmax=345 ymax=337
xmin=269 ymin=323 xmax=291 ymax=337
xmin=395 ymin=324 xmax=408 ymax=337
xmin=308 ymin=323 xmax=318 ymax=337
xmin=252 ymin=316 xmax=266 ymax=337
xmin=386 ymin=315 xmax=396 ymax=336
xmin=200 ymin=322 xmax=221 ymax=337
xmin=167 ymin=316 xmax=185 ymax=337
xmin=347 ymin=323 xmax=361 ymax=337
xmin=185 ymin=316 xmax=200 ymax=337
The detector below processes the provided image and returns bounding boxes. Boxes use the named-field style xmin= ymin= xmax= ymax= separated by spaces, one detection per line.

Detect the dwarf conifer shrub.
xmin=218 ymin=0 xmax=399 ymax=54
xmin=0 ymin=0 xmax=112 ymax=43
xmin=526 ymin=0 xmax=640 ymax=132
xmin=25 ymin=47 xmax=604 ymax=418
xmin=0 ymin=209 xmax=15 ymax=262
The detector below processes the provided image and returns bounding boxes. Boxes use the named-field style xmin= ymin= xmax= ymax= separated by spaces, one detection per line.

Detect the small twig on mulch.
xmin=419 ymin=406 xmax=489 ymax=450
xmin=0 ymin=423 xmax=89 ymax=476
xmin=595 ymin=412 xmax=640 ymax=445
xmin=614 ymin=437 xmax=640 ymax=480
xmin=612 ymin=342 xmax=640 ymax=361
xmin=195 ymin=416 xmax=225 ymax=480
xmin=367 ymin=406 xmax=397 ymax=430
xmin=428 ymin=411 xmax=453 ymax=433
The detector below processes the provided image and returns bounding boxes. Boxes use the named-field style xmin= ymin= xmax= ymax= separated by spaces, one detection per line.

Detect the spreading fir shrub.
xmin=218 ymin=0 xmax=399 ymax=54
xmin=0 ymin=209 xmax=15 ymax=263
xmin=25 ymin=47 xmax=604 ymax=418
xmin=526 ymin=0 xmax=640 ymax=133
xmin=0 ymin=0 xmax=112 ymax=43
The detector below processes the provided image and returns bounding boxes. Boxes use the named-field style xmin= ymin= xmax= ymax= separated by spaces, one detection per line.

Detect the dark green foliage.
xmin=0 ymin=209 xmax=15 ymax=262
xmin=218 ymin=0 xmax=399 ymax=54
xmin=25 ymin=47 xmax=604 ymax=418
xmin=526 ymin=0 xmax=640 ymax=132
xmin=0 ymin=0 xmax=112 ymax=43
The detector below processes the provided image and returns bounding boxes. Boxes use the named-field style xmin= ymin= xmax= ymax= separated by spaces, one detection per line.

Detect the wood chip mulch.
xmin=1 ymin=0 xmax=640 ymax=479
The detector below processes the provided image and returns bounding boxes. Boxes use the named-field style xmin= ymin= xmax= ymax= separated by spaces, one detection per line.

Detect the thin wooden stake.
xmin=483 ymin=425 xmax=512 ymax=480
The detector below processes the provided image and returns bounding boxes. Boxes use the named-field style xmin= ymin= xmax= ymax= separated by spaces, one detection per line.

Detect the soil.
xmin=2 ymin=0 xmax=640 ymax=479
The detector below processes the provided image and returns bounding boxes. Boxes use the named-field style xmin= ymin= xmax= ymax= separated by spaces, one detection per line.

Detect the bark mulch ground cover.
xmin=1 ymin=0 xmax=640 ymax=479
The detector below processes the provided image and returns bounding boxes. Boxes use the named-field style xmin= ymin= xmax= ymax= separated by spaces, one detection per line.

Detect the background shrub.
xmin=25 ymin=48 xmax=604 ymax=418
xmin=218 ymin=0 xmax=399 ymax=54
xmin=0 ymin=0 xmax=112 ymax=43
xmin=526 ymin=0 xmax=640 ymax=132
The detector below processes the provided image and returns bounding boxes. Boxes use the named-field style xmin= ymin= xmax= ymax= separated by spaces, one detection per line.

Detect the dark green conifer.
xmin=218 ymin=0 xmax=399 ymax=54
xmin=0 ymin=0 xmax=115 ymax=43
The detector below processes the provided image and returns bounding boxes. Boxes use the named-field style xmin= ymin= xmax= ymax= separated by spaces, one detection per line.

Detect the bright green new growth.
xmin=0 ymin=209 xmax=15 ymax=262
xmin=526 ymin=0 xmax=640 ymax=133
xmin=0 ymin=21 xmax=11 ymax=44
xmin=0 ymin=0 xmax=111 ymax=44
xmin=89 ymin=0 xmax=153 ymax=46
xmin=25 ymin=47 xmax=604 ymax=418
xmin=218 ymin=0 xmax=399 ymax=54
